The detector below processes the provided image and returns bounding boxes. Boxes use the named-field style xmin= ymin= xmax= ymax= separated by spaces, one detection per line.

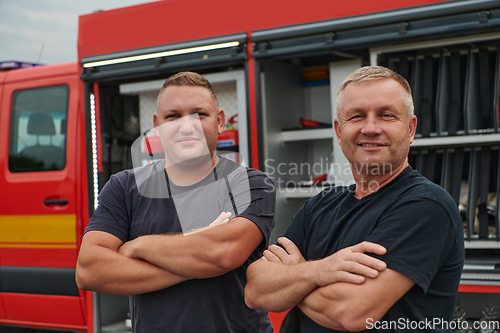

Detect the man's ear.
xmin=334 ymin=119 xmax=342 ymax=146
xmin=153 ymin=113 xmax=160 ymax=137
xmin=408 ymin=115 xmax=417 ymax=143
xmin=217 ymin=109 xmax=226 ymax=134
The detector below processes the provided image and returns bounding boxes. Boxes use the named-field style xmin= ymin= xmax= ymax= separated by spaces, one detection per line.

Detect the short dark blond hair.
xmin=157 ymin=71 xmax=219 ymax=109
xmin=336 ymin=66 xmax=414 ymax=120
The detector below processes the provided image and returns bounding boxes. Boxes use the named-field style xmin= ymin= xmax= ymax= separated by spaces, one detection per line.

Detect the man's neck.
xmin=351 ymin=162 xmax=408 ymax=199
xmin=165 ymin=154 xmax=220 ymax=186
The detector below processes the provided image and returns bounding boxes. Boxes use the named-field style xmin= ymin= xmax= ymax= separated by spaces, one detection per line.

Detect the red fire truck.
xmin=2 ymin=0 xmax=500 ymax=331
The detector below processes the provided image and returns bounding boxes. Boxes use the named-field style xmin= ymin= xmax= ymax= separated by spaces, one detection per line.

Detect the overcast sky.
xmin=0 ymin=0 xmax=155 ymax=65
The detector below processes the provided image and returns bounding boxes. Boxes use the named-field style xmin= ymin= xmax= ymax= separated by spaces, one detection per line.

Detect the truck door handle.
xmin=44 ymin=199 xmax=69 ymax=206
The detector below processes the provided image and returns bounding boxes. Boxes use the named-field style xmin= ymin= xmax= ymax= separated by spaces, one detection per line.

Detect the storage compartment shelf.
xmin=460 ymin=274 xmax=500 ymax=285
xmin=464 ymin=240 xmax=500 ymax=249
xmin=460 ymin=261 xmax=500 ymax=286
xmin=280 ymin=128 xmax=333 ymax=142
xmin=412 ymin=133 xmax=500 ymax=148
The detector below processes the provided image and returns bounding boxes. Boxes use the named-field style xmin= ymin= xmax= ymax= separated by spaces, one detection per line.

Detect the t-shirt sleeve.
xmin=366 ymin=196 xmax=456 ymax=293
xmin=228 ymin=168 xmax=276 ymax=249
xmin=84 ymin=174 xmax=131 ymax=243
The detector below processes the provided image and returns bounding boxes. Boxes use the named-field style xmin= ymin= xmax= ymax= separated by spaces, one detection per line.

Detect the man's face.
xmin=334 ymin=78 xmax=417 ymax=176
xmin=154 ymin=85 xmax=225 ymax=167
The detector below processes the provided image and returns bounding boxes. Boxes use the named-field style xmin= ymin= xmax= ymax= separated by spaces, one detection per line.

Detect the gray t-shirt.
xmin=86 ymin=157 xmax=276 ymax=333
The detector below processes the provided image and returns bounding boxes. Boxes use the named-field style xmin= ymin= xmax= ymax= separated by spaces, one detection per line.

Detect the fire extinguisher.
xmin=217 ymin=114 xmax=239 ymax=162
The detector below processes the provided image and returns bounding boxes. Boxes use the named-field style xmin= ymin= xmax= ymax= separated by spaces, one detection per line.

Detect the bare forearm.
xmin=298 ymin=270 xmax=415 ymax=332
xmin=245 ymin=239 xmax=387 ymax=313
xmin=131 ymin=233 xmax=228 ymax=277
xmin=245 ymin=259 xmax=318 ymax=312
xmin=245 ymin=239 xmax=397 ymax=330
xmin=125 ymin=219 xmax=263 ymax=278
xmin=76 ymin=245 xmax=189 ymax=295
xmin=298 ymin=286 xmax=349 ymax=330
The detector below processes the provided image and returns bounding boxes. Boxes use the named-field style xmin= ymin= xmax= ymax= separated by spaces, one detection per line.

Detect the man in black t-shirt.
xmin=76 ymin=72 xmax=276 ymax=332
xmin=245 ymin=66 xmax=464 ymax=332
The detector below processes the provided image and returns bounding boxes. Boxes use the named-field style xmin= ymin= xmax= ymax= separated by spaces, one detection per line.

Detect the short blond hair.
xmin=157 ymin=71 xmax=219 ymax=110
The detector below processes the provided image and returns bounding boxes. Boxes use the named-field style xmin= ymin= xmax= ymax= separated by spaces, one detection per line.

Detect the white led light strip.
xmin=83 ymin=41 xmax=240 ymax=68
xmin=90 ymin=93 xmax=99 ymax=210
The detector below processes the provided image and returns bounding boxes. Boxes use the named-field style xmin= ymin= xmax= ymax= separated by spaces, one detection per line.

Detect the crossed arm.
xmin=76 ymin=229 xmax=189 ymax=295
xmin=118 ymin=215 xmax=263 ymax=278
xmin=244 ymin=237 xmax=415 ymax=331
xmin=76 ymin=213 xmax=264 ymax=295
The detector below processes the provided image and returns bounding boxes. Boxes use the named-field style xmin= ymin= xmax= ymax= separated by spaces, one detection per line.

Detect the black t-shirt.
xmin=85 ymin=157 xmax=276 ymax=333
xmin=284 ymin=167 xmax=464 ymax=333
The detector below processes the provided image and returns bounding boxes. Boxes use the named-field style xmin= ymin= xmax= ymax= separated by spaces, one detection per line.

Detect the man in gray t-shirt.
xmin=76 ymin=71 xmax=276 ymax=332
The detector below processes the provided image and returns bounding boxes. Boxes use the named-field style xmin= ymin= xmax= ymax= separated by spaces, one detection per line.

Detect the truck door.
xmin=0 ymin=65 xmax=85 ymax=330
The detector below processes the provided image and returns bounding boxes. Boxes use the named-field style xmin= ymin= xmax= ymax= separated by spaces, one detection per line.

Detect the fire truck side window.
xmin=9 ymin=85 xmax=69 ymax=172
